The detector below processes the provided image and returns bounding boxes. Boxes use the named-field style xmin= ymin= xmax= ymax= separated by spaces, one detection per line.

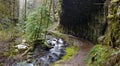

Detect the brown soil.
xmin=0 ymin=42 xmax=11 ymax=65
xmin=0 ymin=42 xmax=10 ymax=54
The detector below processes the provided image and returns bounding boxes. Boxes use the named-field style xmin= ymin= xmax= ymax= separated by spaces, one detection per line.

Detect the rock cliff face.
xmin=87 ymin=0 xmax=120 ymax=66
xmin=0 ymin=0 xmax=19 ymax=24
xmin=60 ymin=0 xmax=105 ymax=42
xmin=59 ymin=1 xmax=120 ymax=65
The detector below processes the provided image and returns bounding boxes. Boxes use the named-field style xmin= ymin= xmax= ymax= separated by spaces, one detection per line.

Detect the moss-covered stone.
xmin=112 ymin=0 xmax=119 ymax=3
xmin=87 ymin=45 xmax=116 ymax=66
xmin=53 ymin=45 xmax=79 ymax=66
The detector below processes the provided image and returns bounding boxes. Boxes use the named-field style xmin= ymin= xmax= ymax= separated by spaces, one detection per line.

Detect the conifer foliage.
xmin=24 ymin=5 xmax=52 ymax=42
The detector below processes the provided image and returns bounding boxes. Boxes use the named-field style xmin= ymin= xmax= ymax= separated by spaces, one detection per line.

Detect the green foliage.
xmin=24 ymin=6 xmax=52 ymax=42
xmin=107 ymin=14 xmax=114 ymax=19
xmin=103 ymin=0 xmax=120 ymax=48
xmin=62 ymin=46 xmax=79 ymax=61
xmin=87 ymin=45 xmax=116 ymax=66
xmin=113 ymin=0 xmax=119 ymax=3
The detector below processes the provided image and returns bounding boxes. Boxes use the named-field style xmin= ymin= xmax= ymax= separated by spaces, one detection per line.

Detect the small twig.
xmin=18 ymin=47 xmax=31 ymax=60
xmin=21 ymin=47 xmax=31 ymax=57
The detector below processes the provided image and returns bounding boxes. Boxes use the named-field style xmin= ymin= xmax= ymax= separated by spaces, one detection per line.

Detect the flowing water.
xmin=16 ymin=35 xmax=68 ymax=66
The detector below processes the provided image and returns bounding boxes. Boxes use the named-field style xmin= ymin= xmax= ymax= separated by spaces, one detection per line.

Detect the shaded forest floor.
xmin=0 ymin=42 xmax=10 ymax=63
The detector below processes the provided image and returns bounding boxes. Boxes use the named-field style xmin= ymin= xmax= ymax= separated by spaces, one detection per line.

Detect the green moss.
xmin=87 ymin=1 xmax=120 ymax=66
xmin=113 ymin=0 xmax=119 ymax=3
xmin=2 ymin=42 xmax=19 ymax=58
xmin=53 ymin=45 xmax=79 ymax=66
xmin=87 ymin=45 xmax=116 ymax=66
xmin=103 ymin=0 xmax=120 ymax=48
xmin=62 ymin=46 xmax=79 ymax=61
xmin=107 ymin=14 xmax=114 ymax=19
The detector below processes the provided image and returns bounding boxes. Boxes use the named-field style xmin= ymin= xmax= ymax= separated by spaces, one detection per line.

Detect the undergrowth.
xmin=87 ymin=45 xmax=116 ymax=66
xmin=2 ymin=42 xmax=19 ymax=59
xmin=0 ymin=23 xmax=19 ymax=42
xmin=62 ymin=46 xmax=79 ymax=61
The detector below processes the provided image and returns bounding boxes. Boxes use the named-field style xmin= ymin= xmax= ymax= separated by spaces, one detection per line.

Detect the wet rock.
xmin=97 ymin=36 xmax=105 ymax=43
xmin=22 ymin=39 xmax=26 ymax=43
xmin=58 ymin=38 xmax=64 ymax=44
xmin=16 ymin=44 xmax=28 ymax=50
xmin=16 ymin=36 xmax=67 ymax=66
xmin=46 ymin=40 xmax=52 ymax=45
xmin=17 ymin=61 xmax=34 ymax=66
xmin=15 ymin=39 xmax=28 ymax=50
xmin=51 ymin=38 xmax=58 ymax=46
xmin=27 ymin=63 xmax=34 ymax=66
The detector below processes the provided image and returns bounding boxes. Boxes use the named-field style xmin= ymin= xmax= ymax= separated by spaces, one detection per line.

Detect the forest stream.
xmin=16 ymin=35 xmax=68 ymax=66
xmin=0 ymin=0 xmax=120 ymax=66
xmin=0 ymin=32 xmax=93 ymax=66
xmin=0 ymin=21 xmax=94 ymax=66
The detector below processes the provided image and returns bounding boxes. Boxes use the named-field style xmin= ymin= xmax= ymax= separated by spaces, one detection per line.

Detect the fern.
xmin=24 ymin=6 xmax=52 ymax=42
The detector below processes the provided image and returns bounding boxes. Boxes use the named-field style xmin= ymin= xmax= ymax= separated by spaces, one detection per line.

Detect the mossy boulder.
xmin=87 ymin=45 xmax=118 ymax=66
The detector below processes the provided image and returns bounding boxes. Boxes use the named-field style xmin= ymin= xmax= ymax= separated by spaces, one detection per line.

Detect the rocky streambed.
xmin=16 ymin=35 xmax=68 ymax=66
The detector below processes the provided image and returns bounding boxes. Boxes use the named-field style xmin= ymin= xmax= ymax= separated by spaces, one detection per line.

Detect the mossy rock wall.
xmin=87 ymin=0 xmax=120 ymax=66
xmin=59 ymin=0 xmax=105 ymax=42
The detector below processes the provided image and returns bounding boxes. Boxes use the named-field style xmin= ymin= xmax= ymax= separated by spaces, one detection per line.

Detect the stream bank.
xmin=0 ymin=30 xmax=93 ymax=66
xmin=47 ymin=31 xmax=94 ymax=66
xmin=14 ymin=35 xmax=68 ymax=66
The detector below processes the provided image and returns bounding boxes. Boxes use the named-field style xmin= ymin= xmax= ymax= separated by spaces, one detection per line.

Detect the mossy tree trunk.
xmin=103 ymin=0 xmax=120 ymax=48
